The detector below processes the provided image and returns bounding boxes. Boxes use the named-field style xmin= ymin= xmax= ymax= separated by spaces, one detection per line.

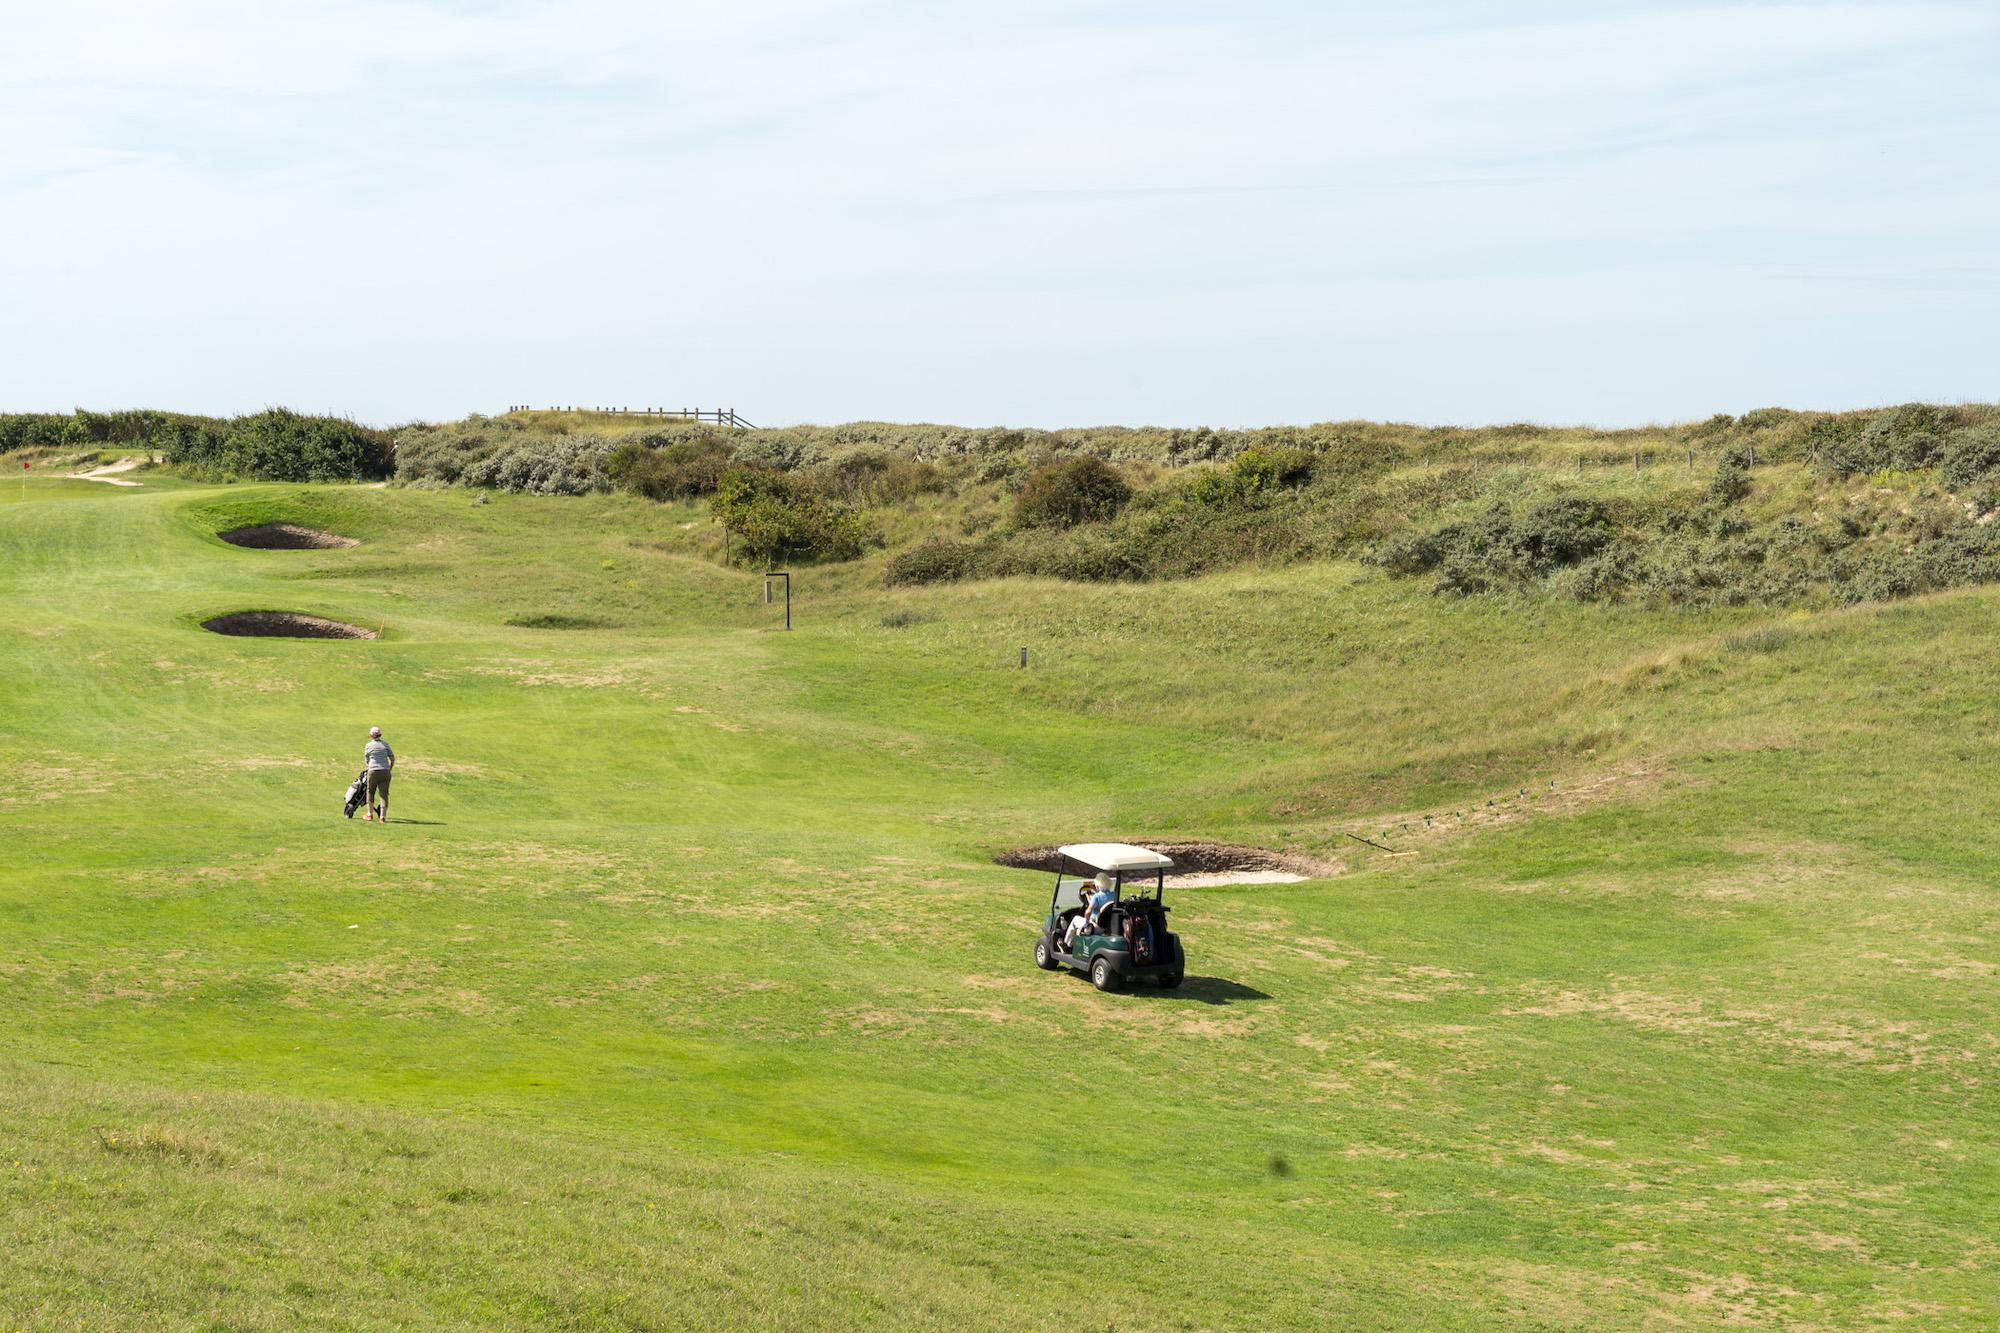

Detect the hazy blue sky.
xmin=3 ymin=1 xmax=1995 ymax=427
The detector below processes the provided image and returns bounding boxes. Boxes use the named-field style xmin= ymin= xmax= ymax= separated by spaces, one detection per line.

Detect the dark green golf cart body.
xmin=1033 ymin=843 xmax=1184 ymax=992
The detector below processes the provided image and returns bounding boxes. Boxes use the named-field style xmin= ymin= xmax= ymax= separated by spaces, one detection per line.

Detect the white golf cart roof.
xmin=1057 ymin=842 xmax=1176 ymax=873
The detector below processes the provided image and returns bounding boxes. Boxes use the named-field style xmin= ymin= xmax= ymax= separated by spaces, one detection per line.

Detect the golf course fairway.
xmin=3 ymin=474 xmax=1995 ymax=1329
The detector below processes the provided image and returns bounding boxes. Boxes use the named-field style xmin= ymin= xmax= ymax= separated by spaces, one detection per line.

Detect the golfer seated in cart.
xmin=1061 ymin=873 xmax=1116 ymax=948
xmin=1033 ymin=843 xmax=1185 ymax=993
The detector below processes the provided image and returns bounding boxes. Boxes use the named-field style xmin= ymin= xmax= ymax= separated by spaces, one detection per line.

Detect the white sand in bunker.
xmin=995 ymin=840 xmax=1340 ymax=886
xmin=70 ymin=458 xmax=144 ymax=486
xmin=1164 ymin=869 xmax=1308 ymax=888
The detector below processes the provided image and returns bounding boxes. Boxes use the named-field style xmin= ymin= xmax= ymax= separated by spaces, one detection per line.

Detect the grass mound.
xmin=218 ymin=523 xmax=358 ymax=550
xmin=200 ymin=611 xmax=376 ymax=639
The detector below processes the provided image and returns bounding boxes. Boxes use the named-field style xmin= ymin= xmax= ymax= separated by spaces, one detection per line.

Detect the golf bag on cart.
xmin=1124 ymin=901 xmax=1164 ymax=964
xmin=342 ymin=770 xmax=369 ymax=819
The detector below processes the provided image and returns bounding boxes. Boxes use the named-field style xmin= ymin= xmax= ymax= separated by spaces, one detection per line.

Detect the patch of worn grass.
xmin=503 ymin=612 xmax=619 ymax=630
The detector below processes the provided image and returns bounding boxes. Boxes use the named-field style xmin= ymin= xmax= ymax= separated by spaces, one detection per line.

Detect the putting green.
xmin=1 ymin=477 xmax=1994 ymax=1328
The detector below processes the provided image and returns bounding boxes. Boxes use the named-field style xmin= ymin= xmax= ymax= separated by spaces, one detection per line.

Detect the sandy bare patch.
xmin=1666 ymin=1270 xmax=1810 ymax=1324
xmin=434 ymin=658 xmax=644 ymax=691
xmin=1505 ymin=983 xmax=1971 ymax=1070
xmin=498 ymin=842 xmax=619 ymax=871
xmin=71 ymin=457 xmax=143 ymax=486
xmin=830 ymin=1005 xmax=922 ymax=1037
xmin=152 ymin=657 xmax=299 ymax=693
xmin=84 ymin=967 xmax=194 ymax=1004
xmin=6 ymin=758 xmax=117 ymax=805
xmin=397 ymin=757 xmax=487 ymax=777
xmin=283 ymin=958 xmax=489 ymax=1016
xmin=957 ymin=971 xmax=1270 ymax=1040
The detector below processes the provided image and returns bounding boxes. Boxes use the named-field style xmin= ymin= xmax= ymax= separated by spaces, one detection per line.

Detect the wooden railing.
xmin=504 ymin=405 xmax=755 ymax=428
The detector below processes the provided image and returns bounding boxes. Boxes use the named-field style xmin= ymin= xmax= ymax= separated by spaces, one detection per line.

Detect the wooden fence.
xmin=503 ymin=406 xmax=755 ymax=428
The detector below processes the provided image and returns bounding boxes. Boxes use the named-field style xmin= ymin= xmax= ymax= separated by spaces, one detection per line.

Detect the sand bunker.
xmin=218 ymin=524 xmax=358 ymax=550
xmin=71 ymin=458 xmax=144 ymax=487
xmin=994 ymin=840 xmax=1338 ymax=886
xmin=201 ymin=612 xmax=377 ymax=640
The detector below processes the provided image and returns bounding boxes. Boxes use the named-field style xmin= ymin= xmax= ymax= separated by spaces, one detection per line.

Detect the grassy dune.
xmin=2 ymin=475 xmax=1995 ymax=1328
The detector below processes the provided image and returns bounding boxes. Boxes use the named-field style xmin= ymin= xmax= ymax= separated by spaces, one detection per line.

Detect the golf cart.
xmin=1033 ymin=843 xmax=1184 ymax=992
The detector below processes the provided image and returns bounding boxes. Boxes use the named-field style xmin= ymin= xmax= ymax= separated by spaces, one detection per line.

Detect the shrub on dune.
xmin=711 ymin=466 xmax=876 ymax=565
xmin=1012 ymin=456 xmax=1131 ymax=529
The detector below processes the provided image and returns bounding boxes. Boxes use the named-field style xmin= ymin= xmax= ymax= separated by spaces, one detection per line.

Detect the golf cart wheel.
xmin=1157 ymin=971 xmax=1183 ymax=989
xmin=1090 ymin=957 xmax=1123 ymax=993
xmin=1034 ymin=935 xmax=1058 ymax=971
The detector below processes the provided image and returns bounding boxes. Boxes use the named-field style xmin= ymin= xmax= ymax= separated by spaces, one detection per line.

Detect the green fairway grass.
xmin=2 ymin=475 xmax=1995 ymax=1328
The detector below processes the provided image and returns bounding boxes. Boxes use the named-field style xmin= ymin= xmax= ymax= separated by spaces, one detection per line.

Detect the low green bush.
xmin=1013 ymin=457 xmax=1130 ymax=528
xmin=609 ymin=437 xmax=733 ymax=500
xmin=1369 ymin=526 xmax=1451 ymax=577
xmin=0 ymin=409 xmax=222 ymax=457
xmin=883 ymin=538 xmax=984 ymax=587
xmin=1001 ymin=527 xmax=1147 ymax=582
xmin=1177 ymin=445 xmax=1316 ymax=509
xmin=1941 ymin=425 xmax=2000 ymax=490
xmin=461 ymin=434 xmax=614 ymax=496
xmin=164 ymin=409 xmax=393 ymax=482
xmin=1814 ymin=403 xmax=1956 ymax=476
xmin=712 ymin=467 xmax=875 ymax=566
xmin=730 ymin=432 xmax=826 ymax=473
xmin=1735 ymin=407 xmax=1795 ymax=431
xmin=1371 ymin=497 xmax=1612 ymax=594
xmin=1547 ymin=544 xmax=1642 ymax=602
xmin=1708 ymin=447 xmax=1752 ymax=504
xmin=1509 ymin=497 xmax=1613 ymax=571
xmin=395 ymin=418 xmax=516 ymax=485
xmin=811 ymin=450 xmax=947 ymax=505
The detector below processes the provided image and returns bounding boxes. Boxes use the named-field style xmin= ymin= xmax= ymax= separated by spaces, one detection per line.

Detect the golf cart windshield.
xmin=1053 ymin=876 xmax=1093 ymax=912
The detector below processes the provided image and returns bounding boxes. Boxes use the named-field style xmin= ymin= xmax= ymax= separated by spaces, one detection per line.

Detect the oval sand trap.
xmin=201 ymin=612 xmax=377 ymax=639
xmin=994 ymin=839 xmax=1339 ymax=885
xmin=218 ymin=524 xmax=358 ymax=550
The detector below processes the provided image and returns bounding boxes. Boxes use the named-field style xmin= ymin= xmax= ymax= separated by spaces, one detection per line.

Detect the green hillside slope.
xmin=1 ymin=475 xmax=1994 ymax=1328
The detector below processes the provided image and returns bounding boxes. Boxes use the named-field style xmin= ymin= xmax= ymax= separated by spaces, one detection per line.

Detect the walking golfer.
xmin=362 ymin=726 xmax=394 ymax=822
